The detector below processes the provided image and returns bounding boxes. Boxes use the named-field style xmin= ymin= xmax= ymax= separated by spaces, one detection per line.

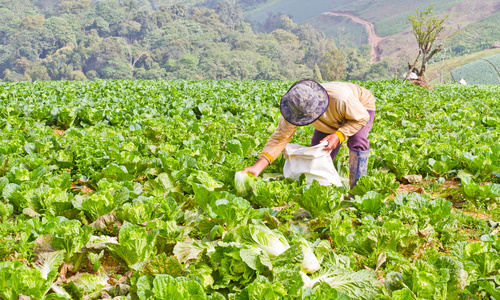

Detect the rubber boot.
xmin=348 ymin=150 xmax=370 ymax=198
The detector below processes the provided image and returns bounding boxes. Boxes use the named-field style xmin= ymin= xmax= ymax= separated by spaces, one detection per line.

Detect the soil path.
xmin=322 ymin=11 xmax=388 ymax=63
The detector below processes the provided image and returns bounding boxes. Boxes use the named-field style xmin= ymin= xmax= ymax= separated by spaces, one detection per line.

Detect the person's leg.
xmin=311 ymin=129 xmax=343 ymax=161
xmin=347 ymin=110 xmax=375 ymax=190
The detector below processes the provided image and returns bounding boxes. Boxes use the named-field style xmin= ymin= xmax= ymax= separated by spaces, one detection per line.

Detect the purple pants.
xmin=310 ymin=110 xmax=375 ymax=160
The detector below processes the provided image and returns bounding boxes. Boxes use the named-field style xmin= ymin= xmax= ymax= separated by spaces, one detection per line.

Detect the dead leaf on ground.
xmin=397 ymin=184 xmax=425 ymax=194
xmin=59 ymin=262 xmax=75 ymax=282
xmin=53 ymin=129 xmax=65 ymax=135
xmin=71 ymin=184 xmax=94 ymax=194
xmin=402 ymin=174 xmax=423 ymax=184
xmin=90 ymin=213 xmax=120 ymax=231
xmin=81 ymin=186 xmax=93 ymax=193
xmin=34 ymin=235 xmax=55 ymax=254
xmin=102 ymin=252 xmax=123 ymax=276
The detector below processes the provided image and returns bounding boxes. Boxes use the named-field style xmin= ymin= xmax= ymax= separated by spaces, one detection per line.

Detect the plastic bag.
xmin=282 ymin=141 xmax=342 ymax=186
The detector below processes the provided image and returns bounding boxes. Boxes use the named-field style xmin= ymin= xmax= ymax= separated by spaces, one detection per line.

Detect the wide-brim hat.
xmin=280 ymin=79 xmax=329 ymax=126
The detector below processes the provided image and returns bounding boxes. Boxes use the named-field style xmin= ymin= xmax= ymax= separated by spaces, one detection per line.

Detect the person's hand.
xmin=320 ymin=134 xmax=340 ymax=151
xmin=242 ymin=157 xmax=270 ymax=177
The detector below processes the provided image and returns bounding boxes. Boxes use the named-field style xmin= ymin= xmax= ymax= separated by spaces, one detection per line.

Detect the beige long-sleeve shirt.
xmin=260 ymin=82 xmax=376 ymax=163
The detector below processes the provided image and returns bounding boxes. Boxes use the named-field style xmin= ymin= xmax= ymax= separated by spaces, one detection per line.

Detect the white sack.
xmin=282 ymin=141 xmax=342 ymax=186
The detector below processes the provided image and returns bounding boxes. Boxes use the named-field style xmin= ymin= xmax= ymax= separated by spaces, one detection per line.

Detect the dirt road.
xmin=322 ymin=11 xmax=387 ymax=63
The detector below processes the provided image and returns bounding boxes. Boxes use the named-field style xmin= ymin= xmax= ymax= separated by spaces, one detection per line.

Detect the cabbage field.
xmin=0 ymin=80 xmax=500 ymax=299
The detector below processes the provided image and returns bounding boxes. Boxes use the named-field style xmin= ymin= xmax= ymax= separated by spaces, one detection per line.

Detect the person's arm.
xmin=242 ymin=157 xmax=269 ymax=177
xmin=320 ymin=130 xmax=345 ymax=151
xmin=242 ymin=116 xmax=297 ymax=177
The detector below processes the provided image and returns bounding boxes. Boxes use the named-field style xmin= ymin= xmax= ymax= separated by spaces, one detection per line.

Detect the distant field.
xmin=243 ymin=0 xmax=284 ymax=17
xmin=245 ymin=0 xmax=341 ymax=25
xmin=313 ymin=15 xmax=369 ymax=48
xmin=451 ymin=53 xmax=500 ymax=84
xmin=427 ymin=48 xmax=500 ymax=84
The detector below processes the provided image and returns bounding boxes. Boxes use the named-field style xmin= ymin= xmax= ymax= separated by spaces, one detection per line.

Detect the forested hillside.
xmin=0 ymin=0 xmax=393 ymax=82
xmin=1 ymin=0 xmax=499 ymax=82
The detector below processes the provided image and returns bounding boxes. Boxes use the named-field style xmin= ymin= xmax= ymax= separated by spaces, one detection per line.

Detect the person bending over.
xmin=242 ymin=79 xmax=376 ymax=190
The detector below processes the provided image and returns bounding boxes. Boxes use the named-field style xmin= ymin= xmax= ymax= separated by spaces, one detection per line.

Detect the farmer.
xmin=242 ymin=79 xmax=376 ymax=190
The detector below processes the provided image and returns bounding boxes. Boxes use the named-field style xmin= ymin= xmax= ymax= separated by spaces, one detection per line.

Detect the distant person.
xmin=242 ymin=79 xmax=376 ymax=190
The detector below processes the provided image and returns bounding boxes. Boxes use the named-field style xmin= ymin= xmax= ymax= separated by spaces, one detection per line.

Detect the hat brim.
xmin=280 ymin=80 xmax=329 ymax=126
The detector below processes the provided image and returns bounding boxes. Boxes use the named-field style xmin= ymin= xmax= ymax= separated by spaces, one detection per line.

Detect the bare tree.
xmin=470 ymin=0 xmax=478 ymax=15
xmin=438 ymin=47 xmax=448 ymax=84
xmin=123 ymin=37 xmax=150 ymax=72
xmin=405 ymin=6 xmax=454 ymax=88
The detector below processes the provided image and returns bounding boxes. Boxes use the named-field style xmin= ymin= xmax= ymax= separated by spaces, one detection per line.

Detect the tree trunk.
xmin=406 ymin=51 xmax=421 ymax=80
xmin=409 ymin=75 xmax=434 ymax=91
